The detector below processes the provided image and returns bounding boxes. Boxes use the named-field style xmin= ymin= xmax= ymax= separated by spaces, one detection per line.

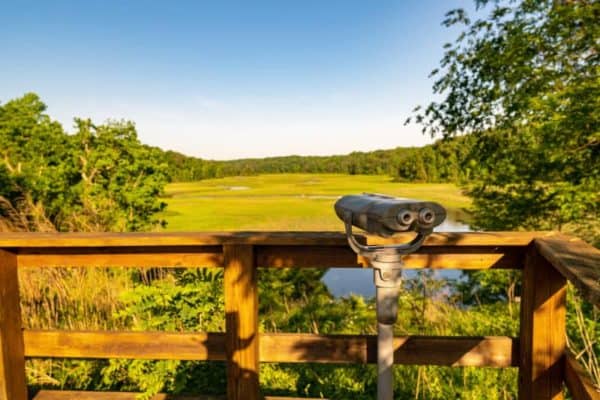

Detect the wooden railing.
xmin=0 ymin=231 xmax=598 ymax=400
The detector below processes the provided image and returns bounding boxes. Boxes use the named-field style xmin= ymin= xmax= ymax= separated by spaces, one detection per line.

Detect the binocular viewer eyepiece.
xmin=334 ymin=193 xmax=447 ymax=400
xmin=334 ymin=193 xmax=446 ymax=237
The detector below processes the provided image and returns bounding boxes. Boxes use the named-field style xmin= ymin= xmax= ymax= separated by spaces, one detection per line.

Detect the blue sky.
xmin=1 ymin=1 xmax=480 ymax=159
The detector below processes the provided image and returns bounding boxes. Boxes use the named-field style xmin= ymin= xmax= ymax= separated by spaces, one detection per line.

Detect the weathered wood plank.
xmin=369 ymin=231 xmax=553 ymax=246
xmin=223 ymin=245 xmax=259 ymax=400
xmin=519 ymin=245 xmax=567 ymax=400
xmin=535 ymin=235 xmax=600 ymax=306
xmin=0 ymin=230 xmax=553 ymax=248
xmin=23 ymin=330 xmax=517 ymax=367
xmin=0 ymin=249 xmax=27 ymax=400
xmin=565 ymin=353 xmax=600 ymax=400
xmin=255 ymin=245 xmax=359 ymax=268
xmin=34 ymin=391 xmax=224 ymax=399
xmin=16 ymin=244 xmax=525 ymax=270
xmin=255 ymin=245 xmax=524 ymax=269
xmin=24 ymin=331 xmax=226 ymax=360
xmin=18 ymin=246 xmax=223 ymax=268
xmin=34 ymin=391 xmax=323 ymax=400
xmin=261 ymin=333 xmax=517 ymax=367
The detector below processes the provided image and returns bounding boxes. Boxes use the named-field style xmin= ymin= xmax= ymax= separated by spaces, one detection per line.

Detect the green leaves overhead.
xmin=411 ymin=0 xmax=599 ymax=238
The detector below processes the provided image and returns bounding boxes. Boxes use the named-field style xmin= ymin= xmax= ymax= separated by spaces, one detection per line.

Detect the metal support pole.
xmin=373 ymin=257 xmax=403 ymax=400
xmin=377 ymin=321 xmax=394 ymax=400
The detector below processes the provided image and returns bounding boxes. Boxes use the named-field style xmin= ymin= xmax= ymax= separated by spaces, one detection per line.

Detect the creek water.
xmin=321 ymin=215 xmax=471 ymax=298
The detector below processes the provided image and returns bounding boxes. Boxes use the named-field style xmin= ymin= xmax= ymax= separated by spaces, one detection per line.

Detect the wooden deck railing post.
xmin=0 ymin=249 xmax=27 ymax=400
xmin=519 ymin=243 xmax=567 ymax=399
xmin=224 ymin=244 xmax=260 ymax=400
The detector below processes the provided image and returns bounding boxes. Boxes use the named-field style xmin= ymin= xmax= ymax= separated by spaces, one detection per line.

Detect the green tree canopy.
xmin=409 ymin=0 xmax=599 ymax=239
xmin=0 ymin=93 xmax=168 ymax=232
xmin=68 ymin=119 xmax=168 ymax=231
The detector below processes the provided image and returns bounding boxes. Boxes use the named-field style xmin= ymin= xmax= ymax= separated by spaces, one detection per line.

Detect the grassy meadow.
xmin=25 ymin=175 xmax=521 ymax=398
xmin=162 ymin=174 xmax=471 ymax=231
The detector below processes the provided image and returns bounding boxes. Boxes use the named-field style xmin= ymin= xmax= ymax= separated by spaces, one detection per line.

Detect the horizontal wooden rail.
xmin=535 ymin=236 xmax=600 ymax=306
xmin=23 ymin=330 xmax=517 ymax=367
xmin=17 ymin=246 xmax=224 ymax=268
xmin=256 ymin=244 xmax=525 ymax=270
xmin=17 ymin=248 xmax=523 ymax=270
xmin=34 ymin=390 xmax=321 ymax=400
xmin=34 ymin=391 xmax=225 ymax=400
xmin=260 ymin=333 xmax=518 ymax=367
xmin=15 ymin=245 xmax=527 ymax=272
xmin=24 ymin=331 xmax=226 ymax=361
xmin=0 ymin=230 xmax=553 ymax=248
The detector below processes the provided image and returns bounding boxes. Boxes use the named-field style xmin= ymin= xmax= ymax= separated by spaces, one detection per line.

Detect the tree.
xmin=0 ymin=93 xmax=169 ymax=232
xmin=409 ymin=0 xmax=600 ymax=387
xmin=408 ymin=0 xmax=599 ymax=242
xmin=0 ymin=93 xmax=77 ymax=230
xmin=67 ymin=119 xmax=168 ymax=232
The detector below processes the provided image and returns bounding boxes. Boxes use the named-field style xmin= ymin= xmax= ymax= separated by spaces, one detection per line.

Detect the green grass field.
xmin=162 ymin=174 xmax=471 ymax=231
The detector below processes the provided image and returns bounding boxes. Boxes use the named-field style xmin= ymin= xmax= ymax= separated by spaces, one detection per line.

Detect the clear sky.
xmin=1 ymin=1 xmax=480 ymax=160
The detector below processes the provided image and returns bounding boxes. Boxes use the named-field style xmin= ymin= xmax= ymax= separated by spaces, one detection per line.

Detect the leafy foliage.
xmin=68 ymin=119 xmax=168 ymax=231
xmin=75 ymin=267 xmax=519 ymax=399
xmin=0 ymin=93 xmax=168 ymax=232
xmin=162 ymin=137 xmax=475 ymax=184
xmin=409 ymin=0 xmax=599 ymax=241
xmin=101 ymin=269 xmax=226 ymax=398
xmin=411 ymin=0 xmax=600 ymax=388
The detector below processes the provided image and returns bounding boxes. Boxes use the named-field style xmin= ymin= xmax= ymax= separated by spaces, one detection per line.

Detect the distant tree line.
xmin=162 ymin=134 xmax=478 ymax=183
xmin=0 ymin=91 xmax=479 ymax=233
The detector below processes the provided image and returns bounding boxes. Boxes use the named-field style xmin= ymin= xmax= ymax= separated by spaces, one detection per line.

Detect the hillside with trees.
xmin=162 ymin=135 xmax=476 ymax=184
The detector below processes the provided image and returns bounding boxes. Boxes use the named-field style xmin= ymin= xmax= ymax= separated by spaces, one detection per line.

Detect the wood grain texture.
xmin=24 ymin=330 xmax=516 ymax=367
xmin=34 ymin=391 xmax=224 ymax=399
xmin=260 ymin=333 xmax=518 ymax=367
xmin=535 ymin=235 xmax=600 ymax=306
xmin=255 ymin=245 xmax=524 ymax=269
xmin=34 ymin=391 xmax=324 ymax=400
xmin=565 ymin=353 xmax=600 ymax=400
xmin=16 ymin=244 xmax=525 ymax=270
xmin=24 ymin=331 xmax=226 ymax=360
xmin=519 ymin=245 xmax=567 ymax=400
xmin=223 ymin=245 xmax=259 ymax=400
xmin=18 ymin=246 xmax=223 ymax=268
xmin=0 ymin=230 xmax=553 ymax=248
xmin=0 ymin=249 xmax=27 ymax=400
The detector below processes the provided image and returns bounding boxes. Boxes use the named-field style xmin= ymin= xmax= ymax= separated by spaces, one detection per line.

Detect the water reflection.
xmin=322 ymin=216 xmax=470 ymax=298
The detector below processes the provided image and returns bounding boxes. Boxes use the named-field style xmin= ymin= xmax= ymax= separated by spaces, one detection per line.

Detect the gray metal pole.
xmin=377 ymin=321 xmax=394 ymax=400
xmin=374 ymin=267 xmax=401 ymax=400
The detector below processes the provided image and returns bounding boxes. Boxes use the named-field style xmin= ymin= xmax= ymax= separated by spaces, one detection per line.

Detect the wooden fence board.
xmin=519 ymin=245 xmax=567 ymax=400
xmin=565 ymin=353 xmax=600 ymax=400
xmin=223 ymin=245 xmax=259 ymax=400
xmin=0 ymin=231 xmax=553 ymax=248
xmin=0 ymin=249 xmax=27 ymax=400
xmin=24 ymin=331 xmax=517 ymax=367
xmin=34 ymin=390 xmax=324 ymax=400
xmin=535 ymin=236 xmax=600 ymax=306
